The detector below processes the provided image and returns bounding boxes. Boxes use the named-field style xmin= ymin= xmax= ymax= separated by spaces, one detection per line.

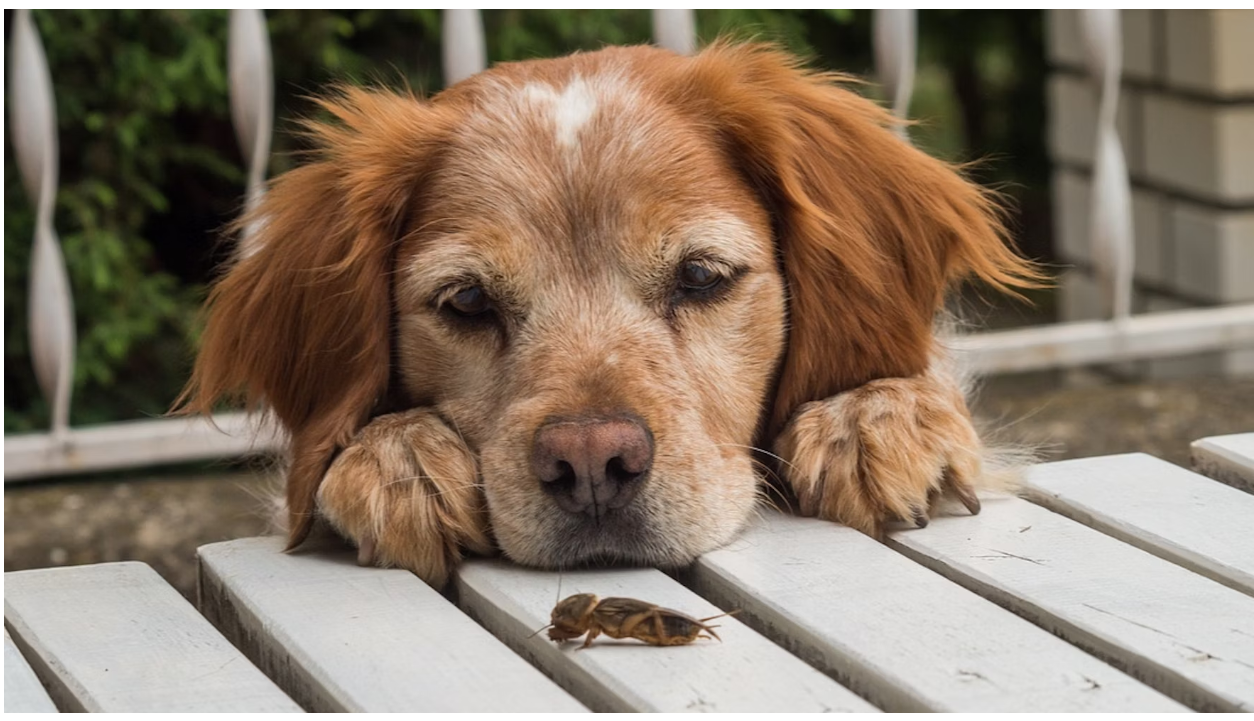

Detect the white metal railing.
xmin=10 ymin=9 xmax=75 ymax=446
xmin=229 ymin=8 xmax=273 ymax=258
xmin=6 ymin=9 xmax=1254 ymax=482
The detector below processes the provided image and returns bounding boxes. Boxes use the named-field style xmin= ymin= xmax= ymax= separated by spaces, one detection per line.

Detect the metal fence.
xmin=7 ymin=9 xmax=1254 ymax=481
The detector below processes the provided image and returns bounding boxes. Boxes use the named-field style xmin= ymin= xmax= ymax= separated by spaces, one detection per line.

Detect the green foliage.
xmin=4 ymin=10 xmax=1047 ymax=434
xmin=6 ymin=10 xmax=236 ymax=431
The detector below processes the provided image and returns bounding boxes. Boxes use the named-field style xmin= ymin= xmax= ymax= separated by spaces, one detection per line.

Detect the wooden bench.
xmin=7 ymin=439 xmax=1254 ymax=712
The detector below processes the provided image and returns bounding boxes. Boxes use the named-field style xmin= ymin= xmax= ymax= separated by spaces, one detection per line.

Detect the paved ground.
xmin=6 ymin=373 xmax=1253 ymax=599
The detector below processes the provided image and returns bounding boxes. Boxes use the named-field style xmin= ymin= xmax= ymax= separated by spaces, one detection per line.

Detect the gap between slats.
xmin=882 ymin=497 xmax=1254 ymax=712
xmin=1017 ymin=454 xmax=1254 ymax=598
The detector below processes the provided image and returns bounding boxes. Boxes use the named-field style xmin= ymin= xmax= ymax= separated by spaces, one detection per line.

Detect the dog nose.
xmin=531 ymin=415 xmax=654 ymax=517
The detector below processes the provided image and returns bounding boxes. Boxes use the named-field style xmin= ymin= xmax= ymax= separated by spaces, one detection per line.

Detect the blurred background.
xmin=6 ymin=9 xmax=1253 ymax=596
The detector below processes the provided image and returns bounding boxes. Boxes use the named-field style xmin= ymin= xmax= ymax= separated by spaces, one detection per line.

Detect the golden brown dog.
xmin=180 ymin=42 xmax=1040 ymax=586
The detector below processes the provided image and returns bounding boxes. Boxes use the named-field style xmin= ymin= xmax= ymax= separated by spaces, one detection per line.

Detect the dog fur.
xmin=180 ymin=41 xmax=1041 ymax=586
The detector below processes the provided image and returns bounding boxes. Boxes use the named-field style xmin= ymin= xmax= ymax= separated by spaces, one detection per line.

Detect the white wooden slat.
xmin=1023 ymin=453 xmax=1254 ymax=596
xmin=455 ymin=559 xmax=877 ymax=713
xmin=3 ymin=562 xmax=299 ymax=712
xmin=5 ymin=629 xmax=58 ymax=713
xmin=886 ymin=497 xmax=1254 ymax=712
xmin=689 ymin=512 xmax=1186 ymax=712
xmin=197 ymin=537 xmax=586 ymax=712
xmin=1192 ymin=433 xmax=1254 ymax=493
xmin=4 ymin=411 xmax=283 ymax=482
xmin=952 ymin=302 xmax=1254 ymax=375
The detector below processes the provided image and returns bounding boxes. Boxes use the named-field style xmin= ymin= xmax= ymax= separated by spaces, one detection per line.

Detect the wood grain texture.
xmin=689 ymin=511 xmax=1186 ymax=712
xmin=887 ymin=497 xmax=1254 ymax=711
xmin=5 ymin=629 xmax=58 ymax=713
xmin=1192 ymin=433 xmax=1254 ymax=493
xmin=4 ymin=562 xmax=299 ymax=712
xmin=197 ymin=537 xmax=585 ymax=713
xmin=1024 ymin=453 xmax=1254 ymax=595
xmin=455 ymin=559 xmax=877 ymax=713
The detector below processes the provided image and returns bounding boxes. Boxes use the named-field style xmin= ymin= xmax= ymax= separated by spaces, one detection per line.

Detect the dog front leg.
xmin=773 ymin=362 xmax=987 ymax=537
xmin=317 ymin=409 xmax=492 ymax=586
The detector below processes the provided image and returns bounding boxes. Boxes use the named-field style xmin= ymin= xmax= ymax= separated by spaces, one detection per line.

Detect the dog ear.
xmin=177 ymin=88 xmax=453 ymax=546
xmin=670 ymin=42 xmax=1043 ymax=436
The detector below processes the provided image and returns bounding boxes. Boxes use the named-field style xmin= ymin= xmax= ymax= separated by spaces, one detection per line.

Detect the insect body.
xmin=544 ymin=593 xmax=731 ymax=648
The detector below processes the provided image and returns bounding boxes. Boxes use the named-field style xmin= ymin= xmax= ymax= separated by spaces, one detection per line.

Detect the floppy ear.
xmin=671 ymin=42 xmax=1043 ymax=436
xmin=177 ymin=88 xmax=453 ymax=546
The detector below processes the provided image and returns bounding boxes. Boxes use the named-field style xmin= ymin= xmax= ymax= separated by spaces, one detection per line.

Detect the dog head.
xmin=181 ymin=42 xmax=1036 ymax=569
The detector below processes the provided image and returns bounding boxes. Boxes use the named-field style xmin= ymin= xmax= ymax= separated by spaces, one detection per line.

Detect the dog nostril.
xmin=531 ymin=414 xmax=655 ymax=516
xmin=605 ymin=456 xmax=642 ymax=486
xmin=541 ymin=460 xmax=578 ymax=497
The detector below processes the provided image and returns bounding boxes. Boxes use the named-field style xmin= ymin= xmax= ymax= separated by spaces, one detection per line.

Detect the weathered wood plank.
xmin=688 ymin=512 xmax=1187 ymax=712
xmin=1023 ymin=453 xmax=1254 ymax=596
xmin=197 ymin=537 xmax=585 ymax=713
xmin=4 ymin=629 xmax=58 ymax=713
xmin=4 ymin=562 xmax=299 ymax=712
xmin=455 ymin=559 xmax=877 ymax=713
xmin=1191 ymin=433 xmax=1254 ymax=493
xmin=887 ymin=497 xmax=1254 ymax=712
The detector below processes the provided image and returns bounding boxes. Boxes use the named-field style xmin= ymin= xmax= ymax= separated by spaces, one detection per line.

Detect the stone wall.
xmin=1047 ymin=10 xmax=1254 ymax=376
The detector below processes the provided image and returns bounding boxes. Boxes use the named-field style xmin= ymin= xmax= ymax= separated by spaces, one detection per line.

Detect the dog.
xmin=180 ymin=41 xmax=1040 ymax=586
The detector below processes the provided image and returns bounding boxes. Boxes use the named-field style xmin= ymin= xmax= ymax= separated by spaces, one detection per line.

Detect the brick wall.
xmin=1047 ymin=10 xmax=1254 ymax=377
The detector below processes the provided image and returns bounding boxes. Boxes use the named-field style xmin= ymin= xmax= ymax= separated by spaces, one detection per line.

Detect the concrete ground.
xmin=6 ymin=373 xmax=1253 ymax=599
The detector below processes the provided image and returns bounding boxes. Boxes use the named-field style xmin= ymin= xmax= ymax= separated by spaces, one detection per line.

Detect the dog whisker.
xmin=377 ymin=474 xmax=484 ymax=493
xmin=712 ymin=442 xmax=799 ymax=475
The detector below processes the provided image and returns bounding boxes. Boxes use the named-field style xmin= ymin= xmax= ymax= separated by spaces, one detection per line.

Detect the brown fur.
xmin=178 ymin=91 xmax=458 ymax=544
xmin=178 ymin=42 xmax=1040 ymax=586
xmin=652 ymin=42 xmax=1041 ymax=435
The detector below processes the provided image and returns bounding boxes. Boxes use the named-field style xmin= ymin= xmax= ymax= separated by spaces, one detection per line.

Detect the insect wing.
xmin=588 ymin=597 xmax=653 ymax=637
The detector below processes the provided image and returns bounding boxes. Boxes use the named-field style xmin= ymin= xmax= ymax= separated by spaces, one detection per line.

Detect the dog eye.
xmin=446 ymin=286 xmax=492 ymax=317
xmin=678 ymin=262 xmax=723 ymax=293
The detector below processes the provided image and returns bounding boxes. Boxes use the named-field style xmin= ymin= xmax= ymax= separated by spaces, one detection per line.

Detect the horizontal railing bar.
xmin=3 ymin=412 xmax=283 ymax=483
xmin=952 ymin=303 xmax=1254 ymax=374
xmin=6 ymin=303 xmax=1253 ymax=482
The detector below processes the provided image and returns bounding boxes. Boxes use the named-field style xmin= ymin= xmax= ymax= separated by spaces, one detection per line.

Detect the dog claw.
xmin=911 ymin=506 xmax=929 ymax=528
xmin=955 ymin=486 xmax=981 ymax=516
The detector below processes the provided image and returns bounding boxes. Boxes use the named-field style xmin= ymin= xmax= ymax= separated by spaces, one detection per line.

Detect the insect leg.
xmin=577 ymin=626 xmax=601 ymax=650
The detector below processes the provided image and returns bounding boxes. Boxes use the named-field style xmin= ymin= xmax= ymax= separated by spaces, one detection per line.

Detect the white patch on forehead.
xmin=516 ymin=72 xmax=640 ymax=155
xmin=521 ymin=78 xmax=597 ymax=149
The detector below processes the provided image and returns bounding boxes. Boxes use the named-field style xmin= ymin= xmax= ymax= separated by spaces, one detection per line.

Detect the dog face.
xmin=391 ymin=67 xmax=787 ymax=566
xmin=181 ymin=43 xmax=1036 ymax=575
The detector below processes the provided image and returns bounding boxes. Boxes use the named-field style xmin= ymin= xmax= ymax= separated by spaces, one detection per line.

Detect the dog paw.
xmin=316 ymin=409 xmax=492 ymax=586
xmin=774 ymin=372 xmax=983 ymax=537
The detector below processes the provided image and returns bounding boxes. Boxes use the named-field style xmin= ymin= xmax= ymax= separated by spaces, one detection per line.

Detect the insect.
xmin=537 ymin=593 xmax=734 ymax=649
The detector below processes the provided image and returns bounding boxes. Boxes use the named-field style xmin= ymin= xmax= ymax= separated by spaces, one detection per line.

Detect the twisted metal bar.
xmin=9 ymin=9 xmax=75 ymax=440
xmin=1081 ymin=9 xmax=1134 ymax=322
xmin=653 ymin=9 xmax=696 ymax=55
xmin=443 ymin=10 xmax=487 ymax=86
xmin=874 ymin=9 xmax=917 ymax=141
xmin=229 ymin=9 xmax=274 ymax=257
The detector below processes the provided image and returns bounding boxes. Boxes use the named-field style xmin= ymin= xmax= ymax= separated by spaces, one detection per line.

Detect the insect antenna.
xmin=526 ymin=566 xmax=565 ymax=640
xmin=698 ymin=609 xmax=741 ymax=624
xmin=526 ymin=623 xmax=554 ymax=639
